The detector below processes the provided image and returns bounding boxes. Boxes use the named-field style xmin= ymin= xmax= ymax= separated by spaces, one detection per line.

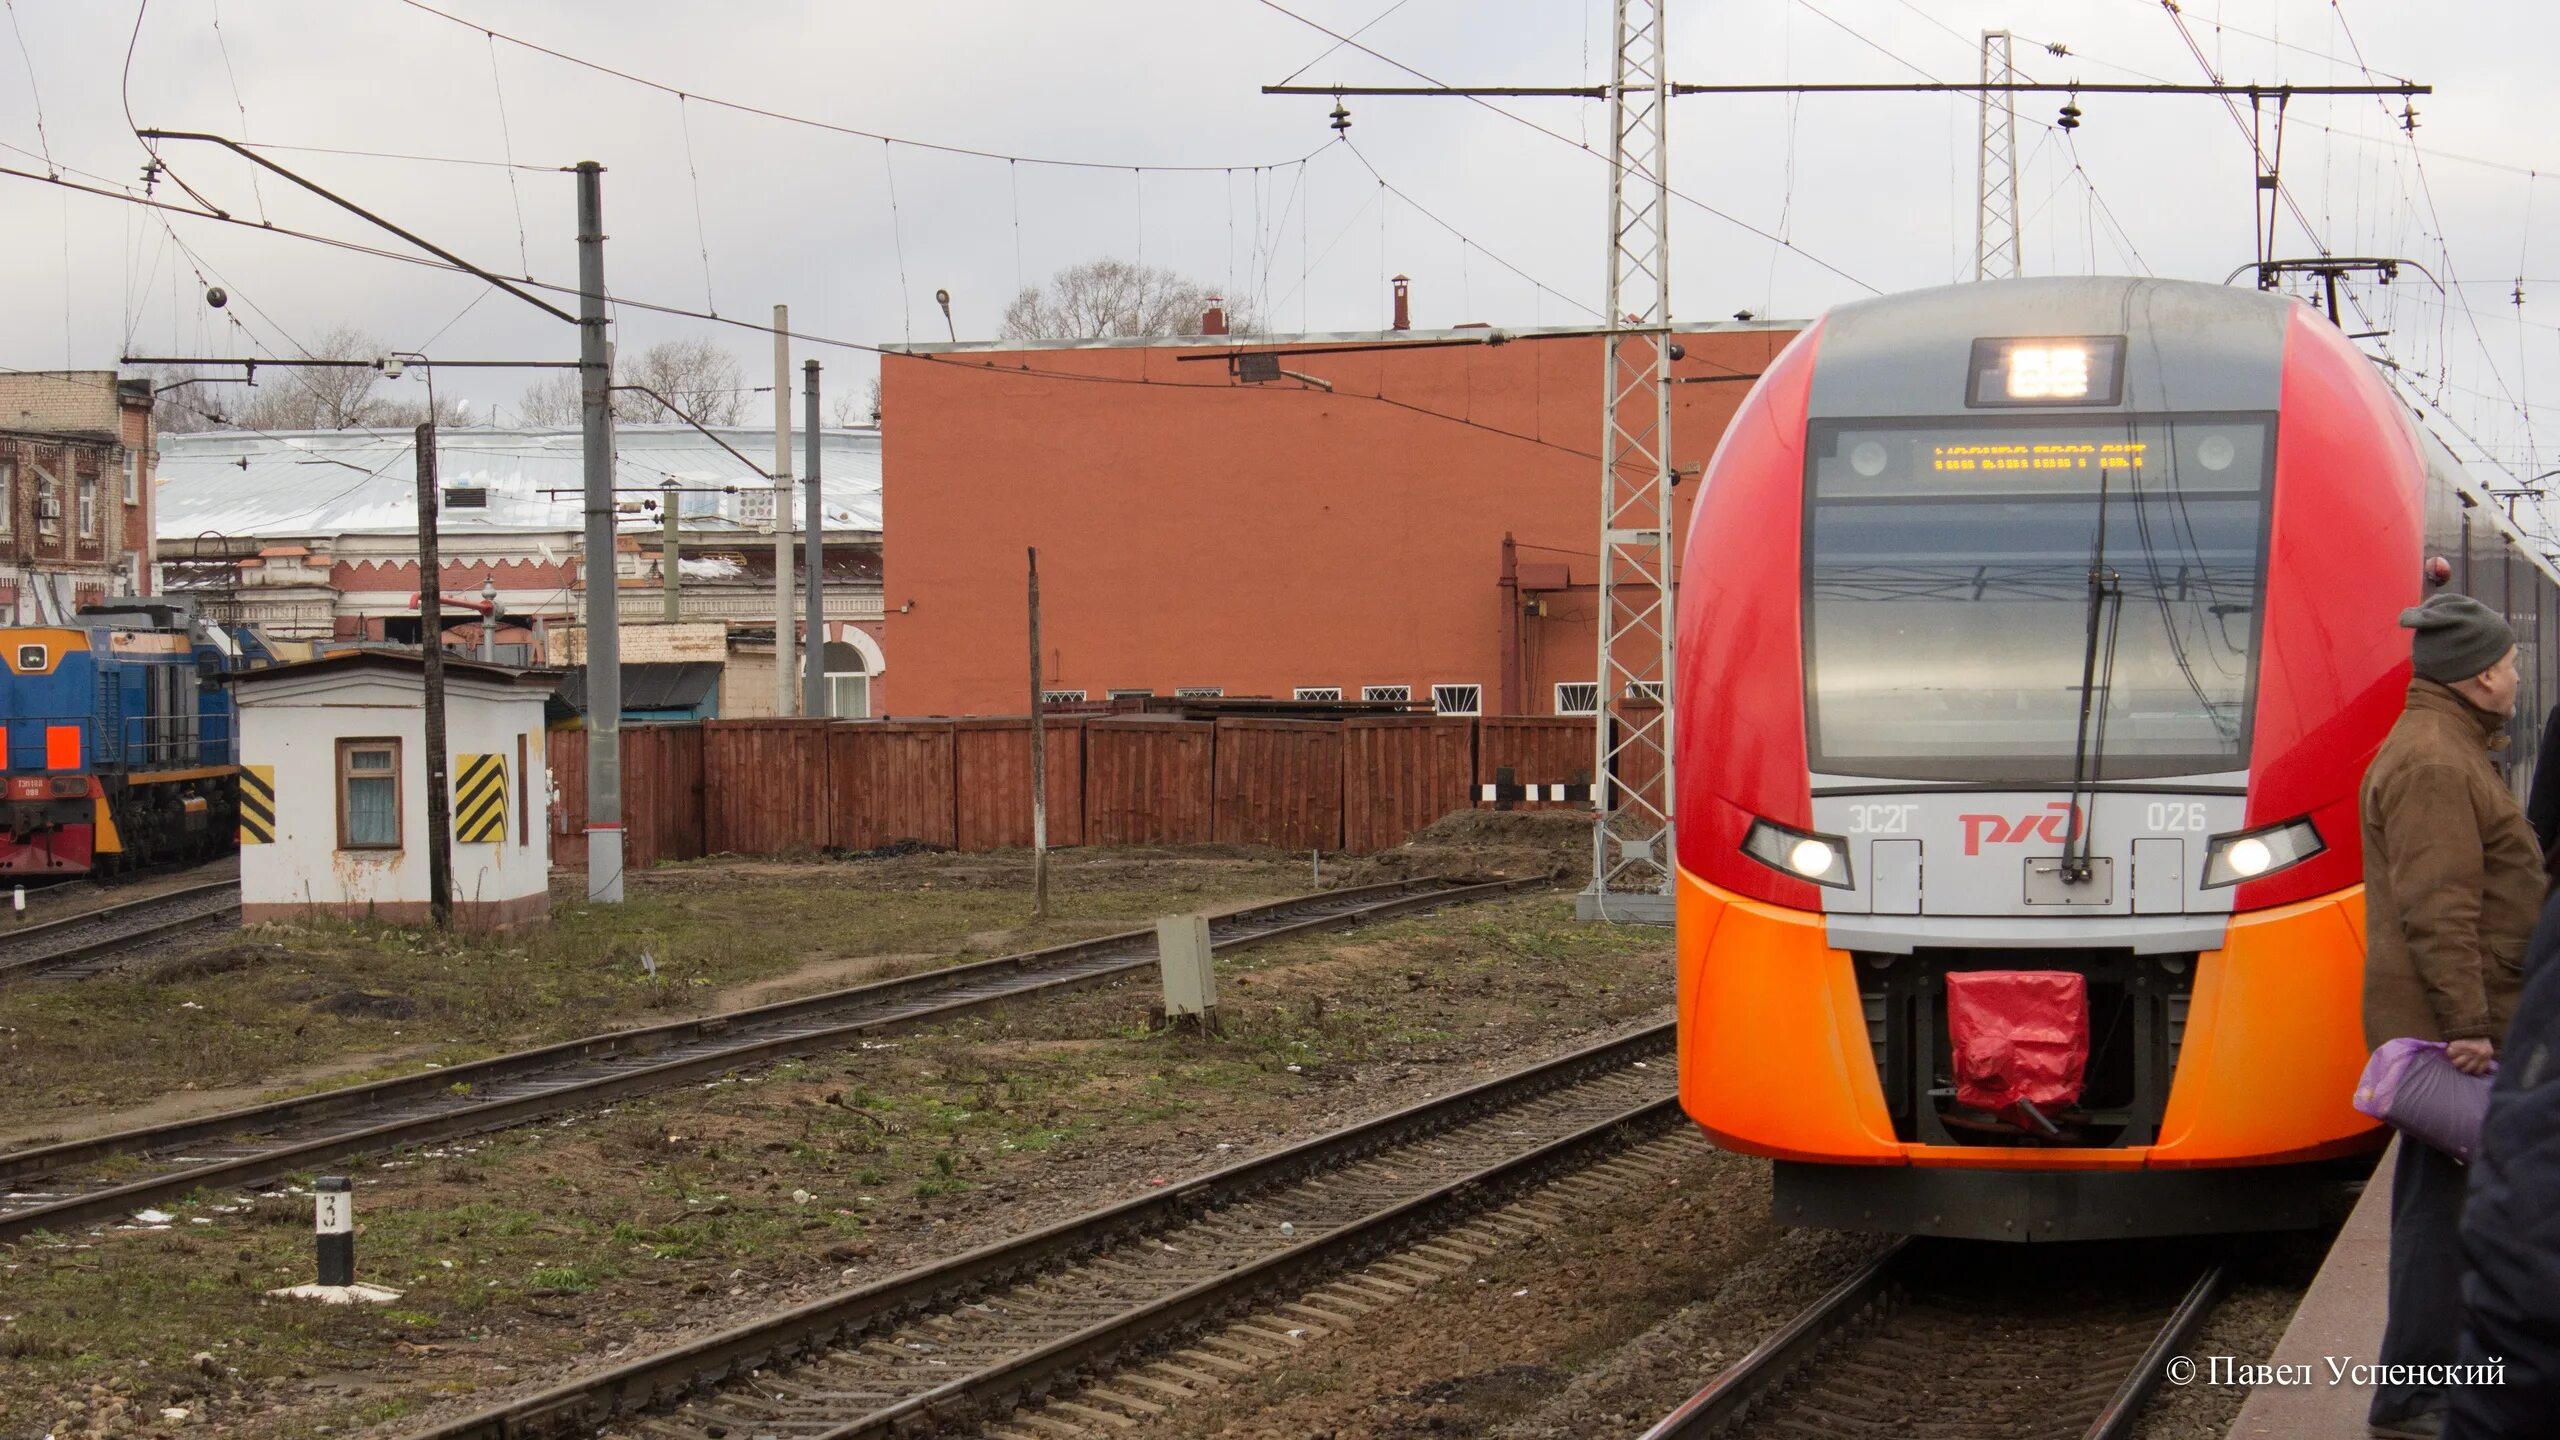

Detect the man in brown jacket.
xmin=2361 ymin=590 xmax=2539 ymax=1438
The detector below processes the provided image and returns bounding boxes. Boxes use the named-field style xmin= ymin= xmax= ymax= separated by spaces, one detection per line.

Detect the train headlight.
xmin=2202 ymin=818 xmax=2324 ymax=888
xmin=1742 ymin=818 xmax=1854 ymax=889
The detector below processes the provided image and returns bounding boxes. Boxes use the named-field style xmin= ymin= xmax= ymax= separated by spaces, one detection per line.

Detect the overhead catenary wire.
xmin=205 ymin=0 xmax=266 ymax=223
xmin=1253 ymin=0 xmax=1887 ymax=296
xmin=2319 ymin=0 xmax=2543 ymax=484
xmin=675 ymin=94 xmax=718 ymax=315
xmin=3 ymin=0 xmax=55 ymax=174
xmin=389 ymin=0 xmax=1325 ymax=175
xmin=483 ymin=30 xmax=533 ymax=274
xmin=883 ymin=140 xmax=912 ymax=344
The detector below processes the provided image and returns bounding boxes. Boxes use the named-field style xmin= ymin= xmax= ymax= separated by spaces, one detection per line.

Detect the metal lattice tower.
xmin=1583 ymin=0 xmax=1678 ymax=919
xmin=1974 ymin=29 xmax=2021 ymax=280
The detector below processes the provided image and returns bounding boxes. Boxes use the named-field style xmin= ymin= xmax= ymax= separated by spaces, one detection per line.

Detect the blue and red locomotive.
xmin=0 ymin=599 xmax=260 ymax=875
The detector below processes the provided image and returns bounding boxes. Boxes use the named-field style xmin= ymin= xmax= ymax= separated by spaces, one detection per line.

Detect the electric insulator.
xmin=1329 ymin=99 xmax=1352 ymax=135
xmin=2058 ymin=102 xmax=2082 ymax=131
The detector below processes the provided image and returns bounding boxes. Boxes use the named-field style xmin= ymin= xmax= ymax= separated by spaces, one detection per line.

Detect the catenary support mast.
xmin=1976 ymin=30 xmax=2021 ymax=281
xmin=804 ymin=360 xmax=825 ymax=717
xmin=773 ymin=307 xmax=796 ymax=715
xmin=577 ymin=161 xmax=624 ymax=903
xmin=1581 ymin=0 xmax=1679 ymax=922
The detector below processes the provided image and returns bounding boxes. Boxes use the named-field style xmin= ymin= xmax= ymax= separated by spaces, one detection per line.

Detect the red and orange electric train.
xmin=1675 ymin=275 xmax=2554 ymax=1240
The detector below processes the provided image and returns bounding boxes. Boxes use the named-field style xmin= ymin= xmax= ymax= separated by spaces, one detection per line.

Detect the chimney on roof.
xmin=1203 ymin=296 xmax=1228 ymax=336
xmin=1391 ymin=274 xmax=1412 ymax=331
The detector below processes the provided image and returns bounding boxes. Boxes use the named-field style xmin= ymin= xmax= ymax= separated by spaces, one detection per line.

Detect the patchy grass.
xmin=0 ymin=891 xmax=1665 ymax=1440
xmin=0 ymin=849 xmax=1331 ymax=1120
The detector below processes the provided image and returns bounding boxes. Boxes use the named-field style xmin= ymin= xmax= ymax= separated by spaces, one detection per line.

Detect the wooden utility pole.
xmin=1028 ymin=547 xmax=1049 ymax=921
xmin=414 ymin=422 xmax=454 ymax=928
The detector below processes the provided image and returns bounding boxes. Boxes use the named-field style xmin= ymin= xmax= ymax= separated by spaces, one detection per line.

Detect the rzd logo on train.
xmin=1958 ymin=801 xmax=2083 ymax=856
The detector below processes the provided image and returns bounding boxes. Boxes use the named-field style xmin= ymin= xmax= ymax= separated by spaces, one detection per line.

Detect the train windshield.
xmin=1804 ymin=414 xmax=2273 ymax=782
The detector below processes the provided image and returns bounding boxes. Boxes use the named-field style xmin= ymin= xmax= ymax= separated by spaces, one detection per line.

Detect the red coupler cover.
xmin=1946 ymin=970 xmax=2089 ymax=1118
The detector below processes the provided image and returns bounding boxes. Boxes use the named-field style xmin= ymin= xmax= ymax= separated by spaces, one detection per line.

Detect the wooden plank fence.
xmin=541 ymin=711 xmax=1625 ymax=870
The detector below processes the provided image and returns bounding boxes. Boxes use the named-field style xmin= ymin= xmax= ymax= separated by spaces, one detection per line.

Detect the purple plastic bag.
xmin=2353 ymin=1037 xmax=2498 ymax=1164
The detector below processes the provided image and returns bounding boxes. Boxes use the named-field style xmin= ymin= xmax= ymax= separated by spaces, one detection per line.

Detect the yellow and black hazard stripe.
xmin=239 ymin=765 xmax=276 ymax=845
xmin=455 ymin=753 xmax=508 ymax=844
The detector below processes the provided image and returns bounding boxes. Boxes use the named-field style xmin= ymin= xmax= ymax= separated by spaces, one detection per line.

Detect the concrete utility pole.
xmin=1975 ymin=30 xmax=2022 ymax=281
xmin=803 ymin=359 xmax=825 ymax=717
xmin=773 ymin=305 xmax=796 ymax=715
xmin=1028 ymin=547 xmax=1049 ymax=921
xmin=660 ymin=479 xmax=681 ymax=621
xmin=577 ymin=160 xmax=624 ymax=904
xmin=414 ymin=422 xmax=454 ymax=929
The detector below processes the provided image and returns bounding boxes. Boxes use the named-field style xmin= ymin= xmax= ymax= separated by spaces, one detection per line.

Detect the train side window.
xmin=338 ymin=738 xmax=404 ymax=850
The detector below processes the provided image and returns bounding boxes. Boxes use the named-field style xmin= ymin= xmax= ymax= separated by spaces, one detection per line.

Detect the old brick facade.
xmin=0 ymin=371 xmax=155 ymax=620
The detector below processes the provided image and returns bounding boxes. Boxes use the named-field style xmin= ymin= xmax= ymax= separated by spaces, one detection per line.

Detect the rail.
xmin=0 ymin=876 xmax=1531 ymax=1242
xmin=404 ymin=1020 xmax=1680 ymax=1439
xmin=0 ymin=880 xmax=241 ymax=985
xmin=1637 ymin=1239 xmax=2226 ymax=1440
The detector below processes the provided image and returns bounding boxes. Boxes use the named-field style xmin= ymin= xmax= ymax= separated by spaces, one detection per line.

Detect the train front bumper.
xmin=1674 ymin=866 xmax=2383 ymax=1173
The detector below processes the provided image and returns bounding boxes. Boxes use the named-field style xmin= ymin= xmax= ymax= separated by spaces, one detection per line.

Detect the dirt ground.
xmin=1340 ymin=811 xmax=1593 ymax=887
xmin=0 ymin=852 xmax=1666 ymax=1438
xmin=0 ymin=846 xmax=1396 ymax=1143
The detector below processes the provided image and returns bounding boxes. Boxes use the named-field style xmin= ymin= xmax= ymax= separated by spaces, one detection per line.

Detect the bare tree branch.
xmin=515 ymin=338 xmax=748 ymax=428
xmin=999 ymin=258 xmax=1251 ymax=342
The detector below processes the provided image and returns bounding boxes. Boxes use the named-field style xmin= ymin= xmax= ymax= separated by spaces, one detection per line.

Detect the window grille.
xmin=1432 ymin=683 xmax=1483 ymax=716
xmin=1041 ymin=689 xmax=1087 ymax=704
xmin=1293 ymin=687 xmax=1343 ymax=702
xmin=1174 ymin=686 xmax=1224 ymax=698
xmin=1555 ymin=682 xmax=1601 ymax=715
xmin=1107 ymin=688 xmax=1154 ymax=699
xmin=1623 ymin=680 xmax=1668 ymax=704
xmin=1361 ymin=685 xmax=1411 ymax=702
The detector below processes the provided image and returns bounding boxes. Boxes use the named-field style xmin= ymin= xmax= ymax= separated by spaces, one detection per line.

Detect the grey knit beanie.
xmin=2402 ymin=592 xmax=2516 ymax=684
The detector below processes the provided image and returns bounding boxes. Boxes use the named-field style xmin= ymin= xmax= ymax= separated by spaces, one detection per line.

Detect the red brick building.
xmin=880 ymin=319 xmax=1800 ymax=716
xmin=0 ymin=371 xmax=157 ymax=619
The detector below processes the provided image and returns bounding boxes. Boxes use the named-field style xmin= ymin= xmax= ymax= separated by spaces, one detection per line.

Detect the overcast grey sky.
xmin=3 ymin=1 xmax=2554 ymax=505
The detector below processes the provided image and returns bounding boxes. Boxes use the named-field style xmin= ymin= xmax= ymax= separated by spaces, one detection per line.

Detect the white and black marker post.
xmin=314 ymin=1176 xmax=354 ymax=1287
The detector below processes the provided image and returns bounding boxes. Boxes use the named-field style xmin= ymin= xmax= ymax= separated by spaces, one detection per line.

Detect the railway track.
xmin=0 ymin=879 xmax=241 ymax=985
xmin=401 ymin=1020 xmax=1681 ymax=1440
xmin=1638 ymin=1237 xmax=2225 ymax=1440
xmin=0 ymin=876 xmax=1521 ymax=1243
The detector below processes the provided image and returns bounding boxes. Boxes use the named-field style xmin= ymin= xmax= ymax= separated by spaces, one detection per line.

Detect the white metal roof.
xmin=156 ymin=424 xmax=883 ymax=541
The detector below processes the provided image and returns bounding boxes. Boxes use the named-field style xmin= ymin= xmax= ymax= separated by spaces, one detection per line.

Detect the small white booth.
xmin=233 ymin=652 xmax=556 ymax=929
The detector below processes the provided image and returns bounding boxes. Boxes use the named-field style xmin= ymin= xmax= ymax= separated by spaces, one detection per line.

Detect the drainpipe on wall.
xmin=1498 ymin=532 xmax=1522 ymax=717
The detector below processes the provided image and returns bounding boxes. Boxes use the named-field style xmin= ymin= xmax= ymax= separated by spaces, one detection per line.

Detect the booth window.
xmin=338 ymin=738 xmax=403 ymax=849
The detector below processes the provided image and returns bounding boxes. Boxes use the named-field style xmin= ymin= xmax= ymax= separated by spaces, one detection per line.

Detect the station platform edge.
xmin=2225 ymin=1140 xmax=2396 ymax=1439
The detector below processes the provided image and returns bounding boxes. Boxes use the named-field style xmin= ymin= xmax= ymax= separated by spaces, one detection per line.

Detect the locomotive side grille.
xmin=1860 ymin=990 xmax=1888 ymax=1079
